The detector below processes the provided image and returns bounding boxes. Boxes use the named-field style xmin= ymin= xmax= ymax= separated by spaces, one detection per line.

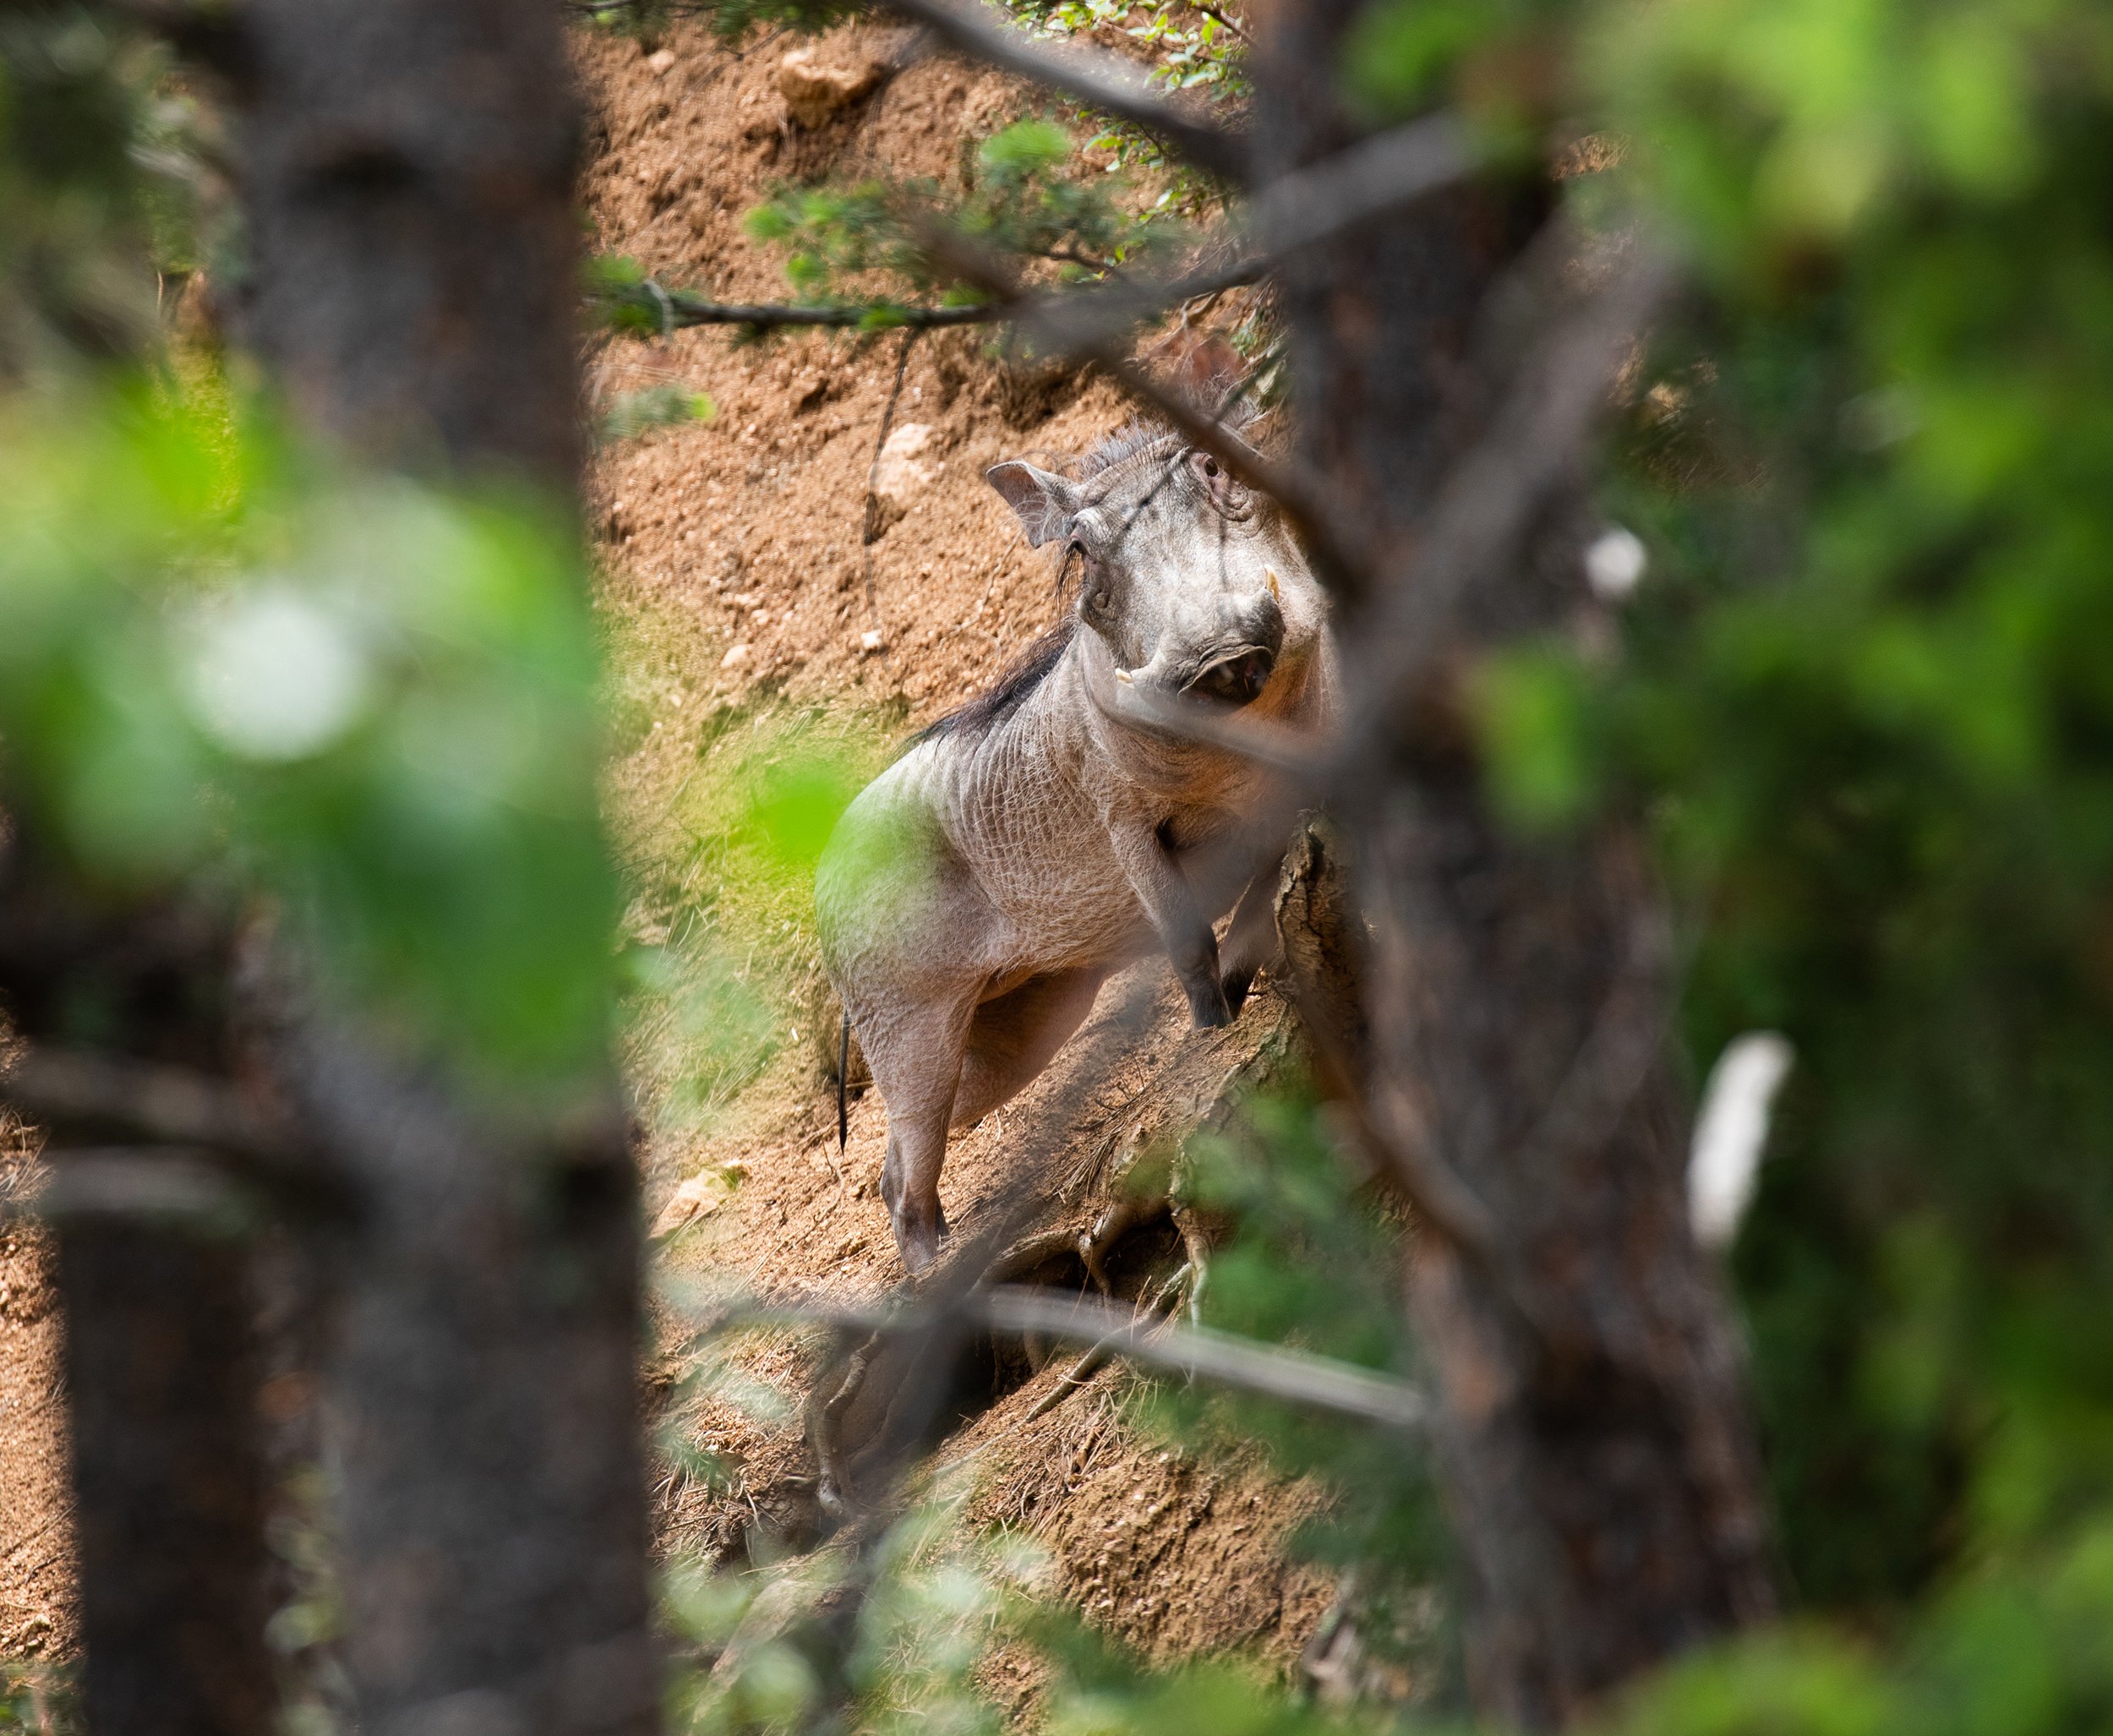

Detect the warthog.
xmin=817 ymin=400 xmax=1335 ymax=1273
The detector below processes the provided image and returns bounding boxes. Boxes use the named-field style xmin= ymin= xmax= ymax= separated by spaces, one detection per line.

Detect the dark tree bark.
xmin=232 ymin=0 xmax=584 ymax=487
xmin=221 ymin=4 xmax=659 ymax=1733
xmin=55 ymin=1223 xmax=274 ymax=1736
xmin=0 ymin=844 xmax=275 ymax=1736
xmin=1253 ymin=3 xmax=1778 ymax=1724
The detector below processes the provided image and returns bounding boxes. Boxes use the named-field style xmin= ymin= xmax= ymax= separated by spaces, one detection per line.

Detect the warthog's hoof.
xmin=1185 ymin=977 xmax=1236 ymax=1029
xmin=890 ymin=1202 xmax=949 ymax=1275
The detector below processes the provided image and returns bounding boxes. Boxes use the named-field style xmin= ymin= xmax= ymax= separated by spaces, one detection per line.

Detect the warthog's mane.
xmin=912 ymin=619 xmax=1076 ymax=745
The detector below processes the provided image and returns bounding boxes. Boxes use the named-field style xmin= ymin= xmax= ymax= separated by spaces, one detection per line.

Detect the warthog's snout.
xmin=1184 ymin=589 xmax=1284 ymax=707
xmin=1189 ymin=645 xmax=1277 ymax=707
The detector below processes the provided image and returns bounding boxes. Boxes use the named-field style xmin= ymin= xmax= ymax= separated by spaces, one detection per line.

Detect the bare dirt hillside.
xmin=579 ymin=17 xmax=1339 ymax=1675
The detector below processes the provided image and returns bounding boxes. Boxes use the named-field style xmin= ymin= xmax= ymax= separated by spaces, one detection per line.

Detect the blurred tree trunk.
xmin=54 ymin=1223 xmax=274 ymax=1736
xmin=224 ymin=3 xmax=659 ymax=1733
xmin=0 ymin=844 xmax=274 ymax=1736
xmin=1253 ymin=6 xmax=1778 ymax=1726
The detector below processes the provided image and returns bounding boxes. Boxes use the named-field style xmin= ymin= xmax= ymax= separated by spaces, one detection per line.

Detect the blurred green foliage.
xmin=1580 ymin=0 xmax=2113 ymax=1621
xmin=1447 ymin=0 xmax=2113 ymax=1684
xmin=0 ymin=1662 xmax=74 ymax=1736
xmin=602 ymin=644 xmax=892 ymax=1133
xmin=738 ymin=117 xmax=1177 ymax=313
xmin=0 ymin=6 xmax=189 ymax=379
xmin=600 ymin=383 xmax=718 ymax=446
xmin=1144 ymin=1098 xmax=1453 ymax=1681
xmin=0 ymin=388 xmax=619 ymax=1094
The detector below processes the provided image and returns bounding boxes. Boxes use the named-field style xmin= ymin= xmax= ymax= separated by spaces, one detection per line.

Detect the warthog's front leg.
xmin=1219 ymin=852 xmax=1285 ymax=1018
xmin=1108 ymin=818 xmax=1231 ymax=1029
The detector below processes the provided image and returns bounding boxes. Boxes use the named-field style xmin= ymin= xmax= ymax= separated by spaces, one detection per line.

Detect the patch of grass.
xmin=603 ymin=594 xmax=897 ymax=1136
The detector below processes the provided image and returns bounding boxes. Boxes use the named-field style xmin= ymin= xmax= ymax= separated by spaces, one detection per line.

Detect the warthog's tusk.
xmin=1265 ymin=567 xmax=1281 ymax=601
xmin=1114 ymin=669 xmax=1134 ymax=685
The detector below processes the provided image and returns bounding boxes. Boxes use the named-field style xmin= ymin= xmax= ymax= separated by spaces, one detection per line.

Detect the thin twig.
xmin=4 ymin=1045 xmax=289 ymax=1165
xmin=1189 ymin=1 xmax=1249 ymax=41
xmin=861 ymin=326 xmax=923 ymax=616
xmin=909 ymin=216 xmax=1370 ymax=581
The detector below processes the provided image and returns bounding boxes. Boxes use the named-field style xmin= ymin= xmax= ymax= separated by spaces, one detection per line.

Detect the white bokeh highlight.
xmin=1585 ymin=526 xmax=1648 ymax=602
xmin=182 ymin=587 xmax=372 ymax=762
xmin=1688 ymin=1032 xmax=1795 ymax=1252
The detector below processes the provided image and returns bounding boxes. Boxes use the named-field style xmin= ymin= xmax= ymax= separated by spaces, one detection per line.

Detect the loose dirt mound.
xmin=581 ymin=18 xmax=1338 ymax=1675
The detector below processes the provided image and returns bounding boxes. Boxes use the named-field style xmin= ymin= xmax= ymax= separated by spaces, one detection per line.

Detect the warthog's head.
xmin=985 ymin=418 xmax=1321 ymax=714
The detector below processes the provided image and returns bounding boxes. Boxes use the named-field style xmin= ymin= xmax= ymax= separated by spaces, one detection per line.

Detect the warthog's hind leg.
xmin=864 ymin=996 xmax=975 ymax=1275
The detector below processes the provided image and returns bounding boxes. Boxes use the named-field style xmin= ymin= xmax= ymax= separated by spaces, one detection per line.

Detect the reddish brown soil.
xmin=0 ymin=1122 xmax=73 ymax=1665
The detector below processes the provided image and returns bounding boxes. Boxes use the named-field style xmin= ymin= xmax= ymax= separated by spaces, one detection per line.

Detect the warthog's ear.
xmin=985 ymin=460 xmax=1078 ymax=548
xmin=1175 ymin=335 xmax=1248 ymax=423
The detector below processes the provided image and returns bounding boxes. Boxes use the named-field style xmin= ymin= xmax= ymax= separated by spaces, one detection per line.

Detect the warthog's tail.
xmin=837 ymin=1011 xmax=851 ymax=1152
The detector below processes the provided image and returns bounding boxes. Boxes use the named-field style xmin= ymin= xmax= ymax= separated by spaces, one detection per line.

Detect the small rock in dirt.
xmin=871 ymin=422 xmax=938 ymax=510
xmin=721 ymin=642 xmax=751 ymax=669
xmin=777 ymin=46 xmax=886 ymax=128
xmin=650 ymin=1174 xmax=723 ymax=1239
xmin=646 ymin=47 xmax=677 ymax=74
xmin=859 ymin=629 xmax=886 ymax=655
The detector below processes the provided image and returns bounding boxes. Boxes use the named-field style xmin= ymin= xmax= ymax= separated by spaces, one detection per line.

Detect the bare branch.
xmin=4 ymin=1045 xmax=292 ymax=1166
xmin=647 ymin=291 xmax=1003 ymax=331
xmin=982 ymin=1286 xmax=1428 ymax=1428
xmin=1347 ymin=233 xmax=1679 ymax=761
xmin=877 ymin=0 xmax=1248 ymax=183
xmin=668 ymin=1282 xmax=1428 ymax=1429
xmin=1096 ymin=674 xmax=1327 ymax=772
xmin=8 ymin=1147 xmax=249 ymax=1225
xmin=3 ymin=1043 xmax=352 ymax=1218
xmin=910 ymin=216 xmax=1376 ymax=579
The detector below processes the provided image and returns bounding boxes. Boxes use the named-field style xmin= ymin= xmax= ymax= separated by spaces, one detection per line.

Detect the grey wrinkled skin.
xmin=816 ymin=427 xmax=1338 ymax=1273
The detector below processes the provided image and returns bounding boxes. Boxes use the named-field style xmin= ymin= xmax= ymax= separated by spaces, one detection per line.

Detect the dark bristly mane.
xmin=913 ymin=617 xmax=1078 ymax=744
